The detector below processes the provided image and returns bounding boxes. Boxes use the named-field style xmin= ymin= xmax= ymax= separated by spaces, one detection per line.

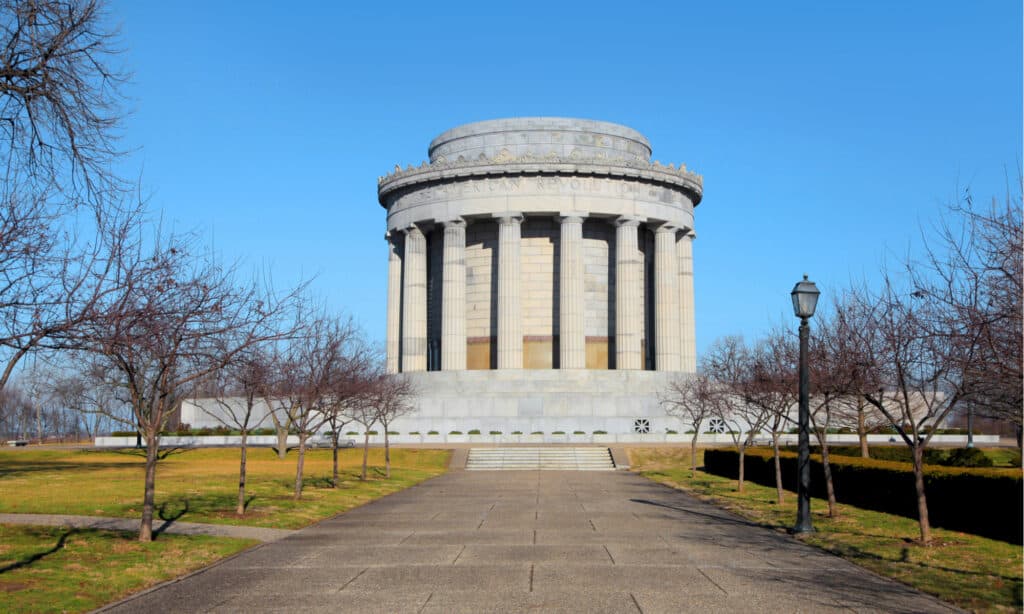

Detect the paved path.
xmin=0 ymin=513 xmax=293 ymax=542
xmin=101 ymin=471 xmax=958 ymax=613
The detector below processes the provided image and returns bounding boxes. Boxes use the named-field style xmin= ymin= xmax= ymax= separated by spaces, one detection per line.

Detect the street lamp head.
xmin=791 ymin=274 xmax=820 ymax=319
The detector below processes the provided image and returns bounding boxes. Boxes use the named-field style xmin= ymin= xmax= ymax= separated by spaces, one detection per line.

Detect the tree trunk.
xmin=237 ymin=430 xmax=248 ymax=515
xmin=274 ymin=426 xmax=288 ymax=460
xmin=384 ymin=430 xmax=391 ymax=478
xmin=737 ymin=444 xmax=746 ymax=493
xmin=139 ymin=433 xmax=159 ymax=542
xmin=912 ymin=444 xmax=932 ymax=544
xmin=821 ymin=437 xmax=837 ymax=518
xmin=331 ymin=434 xmax=340 ymax=488
xmin=361 ymin=432 xmax=370 ymax=481
xmin=293 ymin=433 xmax=307 ymax=500
xmin=858 ymin=408 xmax=870 ymax=458
xmin=772 ymin=432 xmax=784 ymax=505
xmin=690 ymin=432 xmax=699 ymax=476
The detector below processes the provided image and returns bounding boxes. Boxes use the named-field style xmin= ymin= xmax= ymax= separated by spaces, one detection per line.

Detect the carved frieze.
xmin=378 ymin=152 xmax=702 ymax=207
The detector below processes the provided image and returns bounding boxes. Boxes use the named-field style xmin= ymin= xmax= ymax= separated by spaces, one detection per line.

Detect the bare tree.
xmin=195 ymin=348 xmax=275 ymax=515
xmin=0 ymin=381 xmax=31 ymax=438
xmin=320 ymin=336 xmax=375 ymax=488
xmin=321 ymin=403 xmax=351 ymax=487
xmin=274 ymin=313 xmax=362 ymax=499
xmin=846 ymin=276 xmax=981 ymax=544
xmin=703 ymin=335 xmax=771 ymax=493
xmin=348 ymin=392 xmax=380 ymax=482
xmin=806 ymin=300 xmax=868 ymax=518
xmin=54 ymin=360 xmax=131 ymax=437
xmin=914 ymin=186 xmax=1022 ymax=447
xmin=0 ymin=1 xmax=138 ymax=393
xmin=0 ymin=0 xmax=127 ymax=202
xmin=660 ymin=371 xmax=719 ymax=475
xmin=744 ymin=329 xmax=798 ymax=505
xmin=264 ymin=393 xmax=294 ymax=460
xmin=78 ymin=231 xmax=294 ymax=541
xmin=365 ymin=372 xmax=416 ymax=479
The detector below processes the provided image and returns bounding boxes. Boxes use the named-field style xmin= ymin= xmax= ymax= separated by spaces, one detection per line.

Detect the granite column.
xmin=440 ymin=218 xmax=467 ymax=370
xmin=654 ymin=224 xmax=681 ymax=371
xmin=385 ymin=232 xmax=402 ymax=374
xmin=678 ymin=229 xmax=697 ymax=372
xmin=496 ymin=214 xmax=523 ymax=369
xmin=559 ymin=214 xmax=586 ymax=369
xmin=401 ymin=225 xmax=427 ymax=372
xmin=615 ymin=217 xmax=643 ymax=370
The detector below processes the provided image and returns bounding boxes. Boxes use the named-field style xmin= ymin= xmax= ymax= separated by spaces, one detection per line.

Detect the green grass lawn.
xmin=629 ymin=447 xmax=1022 ymax=614
xmin=0 ymin=447 xmax=450 ymax=529
xmin=0 ymin=446 xmax=450 ymax=613
xmin=0 ymin=525 xmax=255 ymax=613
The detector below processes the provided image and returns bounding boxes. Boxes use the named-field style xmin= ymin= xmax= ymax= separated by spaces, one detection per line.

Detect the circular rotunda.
xmin=378 ymin=117 xmax=702 ymax=435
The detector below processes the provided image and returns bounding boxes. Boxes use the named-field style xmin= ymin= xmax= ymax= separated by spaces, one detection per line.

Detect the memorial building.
xmin=378 ymin=118 xmax=703 ymax=436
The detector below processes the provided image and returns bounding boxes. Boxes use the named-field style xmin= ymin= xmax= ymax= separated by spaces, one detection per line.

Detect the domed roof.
xmin=428 ymin=117 xmax=652 ymax=163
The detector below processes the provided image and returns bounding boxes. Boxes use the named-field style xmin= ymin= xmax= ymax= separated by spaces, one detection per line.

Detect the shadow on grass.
xmin=0 ymin=454 xmax=159 ymax=477
xmin=0 ymin=530 xmax=72 ymax=574
xmin=104 ymin=447 xmax=192 ymax=461
xmin=630 ymin=498 xmax=780 ymax=531
xmin=644 ymin=471 xmax=1022 ymax=601
xmin=818 ymin=539 xmax=1023 ymax=584
xmin=150 ymin=493 xmax=252 ymax=524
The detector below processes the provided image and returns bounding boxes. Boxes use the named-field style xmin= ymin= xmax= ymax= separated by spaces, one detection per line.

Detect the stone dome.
xmin=427 ymin=117 xmax=653 ymax=163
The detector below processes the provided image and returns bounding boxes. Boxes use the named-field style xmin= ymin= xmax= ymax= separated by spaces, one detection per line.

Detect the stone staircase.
xmin=465 ymin=447 xmax=616 ymax=471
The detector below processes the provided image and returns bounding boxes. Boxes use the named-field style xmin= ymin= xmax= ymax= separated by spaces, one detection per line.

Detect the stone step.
xmin=465 ymin=447 xmax=615 ymax=471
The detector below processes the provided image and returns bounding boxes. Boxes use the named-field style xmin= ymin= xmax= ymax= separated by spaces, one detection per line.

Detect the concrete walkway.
xmin=0 ymin=513 xmax=293 ymax=542
xmin=100 ymin=471 xmax=958 ymax=613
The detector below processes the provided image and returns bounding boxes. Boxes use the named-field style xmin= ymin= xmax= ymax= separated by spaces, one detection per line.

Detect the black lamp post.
xmin=791 ymin=274 xmax=819 ymax=533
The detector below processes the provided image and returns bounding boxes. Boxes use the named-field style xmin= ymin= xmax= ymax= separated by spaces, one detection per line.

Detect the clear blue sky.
xmin=109 ymin=1 xmax=1022 ymax=357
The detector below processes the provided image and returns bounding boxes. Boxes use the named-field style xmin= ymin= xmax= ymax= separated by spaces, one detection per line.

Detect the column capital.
xmin=493 ymin=212 xmax=523 ymax=225
xmin=558 ymin=212 xmax=587 ymax=224
xmin=653 ymin=222 xmax=679 ymax=235
xmin=614 ymin=216 xmax=643 ymax=228
xmin=403 ymin=223 xmax=426 ymax=237
xmin=437 ymin=217 xmax=466 ymax=228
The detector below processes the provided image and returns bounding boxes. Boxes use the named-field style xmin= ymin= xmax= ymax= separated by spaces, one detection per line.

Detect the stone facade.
xmin=378 ymin=118 xmax=702 ymax=433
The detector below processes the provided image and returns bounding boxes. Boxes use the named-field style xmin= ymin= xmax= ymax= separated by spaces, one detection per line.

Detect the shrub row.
xmin=810 ymin=445 xmax=1016 ymax=467
xmin=704 ymin=448 xmax=1022 ymax=544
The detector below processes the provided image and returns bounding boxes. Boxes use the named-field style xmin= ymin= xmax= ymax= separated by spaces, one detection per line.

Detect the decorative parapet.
xmin=378 ymin=152 xmax=703 ymax=207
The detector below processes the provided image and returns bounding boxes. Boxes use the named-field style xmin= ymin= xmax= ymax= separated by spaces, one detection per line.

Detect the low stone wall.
xmin=93 ymin=433 xmax=998 ymax=447
xmin=94 ymin=435 xmax=300 ymax=448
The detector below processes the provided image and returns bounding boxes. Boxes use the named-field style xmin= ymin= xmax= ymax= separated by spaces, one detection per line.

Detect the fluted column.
xmin=615 ymin=217 xmax=643 ymax=370
xmin=559 ymin=214 xmax=586 ymax=369
xmin=654 ymin=224 xmax=681 ymax=371
xmin=678 ymin=229 xmax=697 ymax=372
xmin=401 ymin=225 xmax=427 ymax=372
xmin=495 ymin=214 xmax=523 ymax=369
xmin=441 ymin=218 xmax=466 ymax=370
xmin=385 ymin=232 xmax=402 ymax=374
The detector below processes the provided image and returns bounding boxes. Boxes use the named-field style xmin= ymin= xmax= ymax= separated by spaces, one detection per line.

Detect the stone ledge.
xmin=378 ymin=158 xmax=703 ymax=206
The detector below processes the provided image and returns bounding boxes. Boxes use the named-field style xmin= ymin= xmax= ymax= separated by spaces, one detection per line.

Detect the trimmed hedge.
xmin=705 ymin=448 xmax=1022 ymax=544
